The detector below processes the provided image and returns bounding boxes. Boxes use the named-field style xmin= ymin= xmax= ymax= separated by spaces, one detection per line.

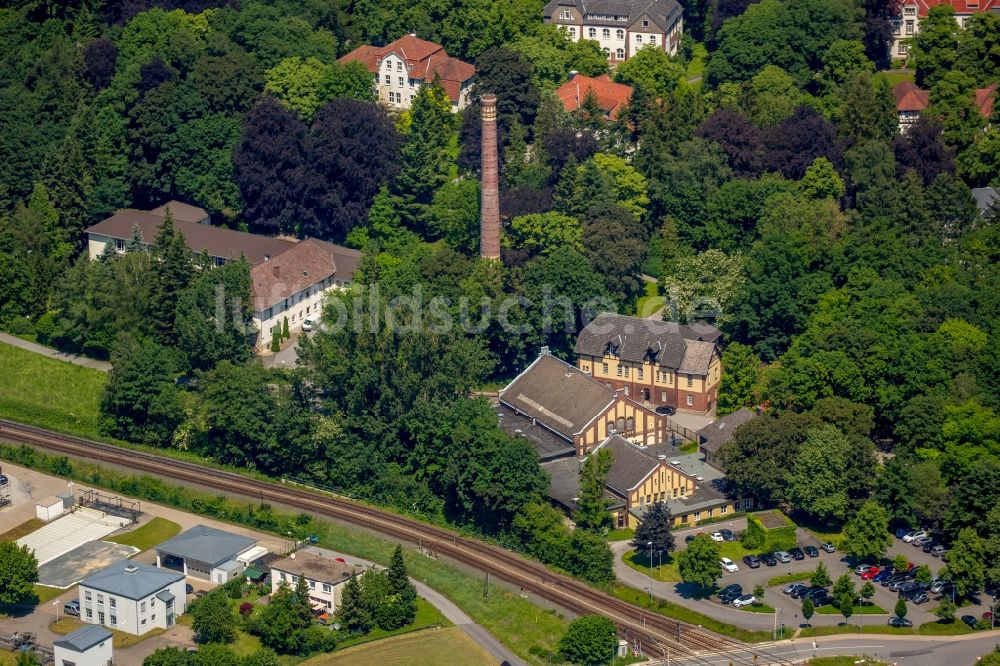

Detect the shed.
xmin=53 ymin=624 xmax=113 ymax=666
xmin=155 ymin=524 xmax=257 ymax=583
xmin=35 ymin=496 xmax=65 ymax=522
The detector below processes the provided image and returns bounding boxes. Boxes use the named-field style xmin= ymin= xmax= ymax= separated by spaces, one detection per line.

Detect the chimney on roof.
xmin=540 ymin=345 xmax=550 ymax=356
xmin=479 ymin=93 xmax=501 ymax=260
xmin=125 ymin=565 xmax=138 ymax=574
xmin=273 ymin=264 xmax=280 ymax=278
xmin=569 ymin=70 xmax=578 ymax=80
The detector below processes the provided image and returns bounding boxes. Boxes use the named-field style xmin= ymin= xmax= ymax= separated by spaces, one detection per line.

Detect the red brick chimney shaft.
xmin=479 ymin=93 xmax=501 ymax=260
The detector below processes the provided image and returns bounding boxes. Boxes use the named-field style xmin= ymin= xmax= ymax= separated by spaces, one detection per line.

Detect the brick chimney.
xmin=479 ymin=93 xmax=501 ymax=260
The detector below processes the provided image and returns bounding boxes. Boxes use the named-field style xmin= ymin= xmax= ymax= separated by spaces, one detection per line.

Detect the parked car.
xmin=732 ymin=594 xmax=756 ymax=608
xmin=856 ymin=564 xmax=876 ymax=576
xmin=912 ymin=535 xmax=934 ymax=547
xmin=903 ymin=530 xmax=927 ymax=543
xmin=895 ymin=527 xmax=914 ymax=539
xmin=888 ymin=617 xmax=913 ymax=628
xmin=301 ymin=318 xmax=314 ymax=332
xmin=774 ymin=551 xmax=792 ymax=563
xmin=931 ymin=545 xmax=947 ymax=557
xmin=789 ymin=547 xmax=805 ymax=560
xmin=783 ymin=582 xmax=809 ymax=596
xmin=655 ymin=405 xmax=677 ymax=416
xmin=185 ymin=584 xmax=194 ymax=594
xmin=921 ymin=540 xmax=939 ymax=553
xmin=820 ymin=542 xmax=836 ymax=553
xmin=894 ymin=581 xmax=923 ymax=595
xmin=719 ymin=529 xmax=735 ymax=541
xmin=802 ymin=587 xmax=828 ymax=601
xmin=63 ymin=600 xmax=80 ymax=617
xmin=718 ymin=584 xmax=743 ymax=604
xmin=930 ymin=579 xmax=953 ymax=594
xmin=0 ymin=473 xmax=7 ymax=485
xmin=961 ymin=615 xmax=978 ymax=629
xmin=905 ymin=590 xmax=930 ymax=604
xmin=720 ymin=557 xmax=739 ymax=573
xmin=710 ymin=532 xmax=725 ymax=542
xmin=804 ymin=545 xmax=819 ymax=558
xmin=811 ymin=594 xmax=834 ymax=607
xmin=873 ymin=569 xmax=895 ymax=583
xmin=742 ymin=555 xmax=762 ymax=569
xmin=760 ymin=552 xmax=778 ymax=567
xmin=861 ymin=566 xmax=882 ymax=581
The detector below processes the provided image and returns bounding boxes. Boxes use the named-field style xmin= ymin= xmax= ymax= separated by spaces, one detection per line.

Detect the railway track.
xmin=0 ymin=418 xmax=793 ymax=665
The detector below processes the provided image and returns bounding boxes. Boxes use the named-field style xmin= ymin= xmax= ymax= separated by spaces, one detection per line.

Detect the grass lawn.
xmin=737 ymin=603 xmax=776 ymax=613
xmin=0 ymin=517 xmax=44 ymax=542
xmin=804 ymin=525 xmax=845 ymax=549
xmin=607 ymin=527 xmax=635 ymax=542
xmin=107 ymin=517 xmax=181 ymax=551
xmin=0 ymin=343 xmax=106 ymax=439
xmin=808 ymin=657 xmax=887 ymax=666
xmin=609 ymin=584 xmax=772 ymax=643
xmin=685 ymin=42 xmax=708 ymax=83
xmin=34 ymin=584 xmax=66 ymax=603
xmin=798 ymin=625 xmax=914 ymax=638
xmin=635 ymin=280 xmax=661 ymax=317
xmin=878 ymin=69 xmax=915 ymax=86
xmin=50 ymin=617 xmax=165 ymax=648
xmin=817 ymin=604 xmax=887 ymax=615
xmin=231 ymin=628 xmax=264 ymax=657
xmin=336 ymin=597 xmax=452 ymax=651
xmin=303 ymin=627 xmax=496 ymax=666
xmin=624 ymin=549 xmax=681 ymax=582
xmin=918 ymin=620 xmax=975 ymax=635
xmin=767 ymin=572 xmax=812 ymax=587
xmin=678 ymin=440 xmax=699 ymax=454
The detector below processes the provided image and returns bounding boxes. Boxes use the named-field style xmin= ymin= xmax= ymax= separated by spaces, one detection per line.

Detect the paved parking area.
xmin=38 ymin=540 xmax=139 ymax=588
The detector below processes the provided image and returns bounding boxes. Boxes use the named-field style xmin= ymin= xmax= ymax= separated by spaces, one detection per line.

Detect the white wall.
xmin=54 ymin=638 xmax=113 ymax=666
xmin=80 ymin=579 xmax=186 ymax=636
xmin=36 ymin=501 xmax=63 ymax=522
xmin=270 ymin=569 xmax=351 ymax=612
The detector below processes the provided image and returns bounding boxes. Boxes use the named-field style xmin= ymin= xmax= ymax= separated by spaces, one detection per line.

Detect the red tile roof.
xmin=338 ymin=35 xmax=475 ymax=104
xmin=901 ymin=0 xmax=999 ymax=16
xmin=555 ymin=74 xmax=633 ymax=120
xmin=893 ymin=81 xmax=930 ymax=112
xmin=250 ymin=239 xmax=339 ymax=312
xmin=974 ymin=83 xmax=997 ymax=119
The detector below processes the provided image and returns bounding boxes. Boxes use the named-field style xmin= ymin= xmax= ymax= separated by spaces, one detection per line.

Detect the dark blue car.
xmin=895 ymin=527 xmax=913 ymax=539
xmin=873 ymin=569 xmax=895 ymax=583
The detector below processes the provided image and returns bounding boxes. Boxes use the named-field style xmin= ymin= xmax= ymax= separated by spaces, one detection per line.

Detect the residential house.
xmin=269 ymin=552 xmax=360 ymax=613
xmin=84 ymin=202 xmax=359 ymax=350
xmin=78 ymin=560 xmax=186 ymax=635
xmin=542 ymin=0 xmax=684 ymax=61
xmin=555 ymin=73 xmax=633 ymax=120
xmin=498 ymin=348 xmax=670 ymax=457
xmin=892 ymin=80 xmax=997 ymax=133
xmin=696 ymin=407 xmax=758 ymax=469
xmin=892 ymin=0 xmax=999 ymax=61
xmin=574 ymin=313 xmax=723 ymax=415
xmin=155 ymin=524 xmax=263 ymax=583
xmin=53 ymin=624 xmax=113 ymax=666
xmin=338 ymin=34 xmax=475 ymax=112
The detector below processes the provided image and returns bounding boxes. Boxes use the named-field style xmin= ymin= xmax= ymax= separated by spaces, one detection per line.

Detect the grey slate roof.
xmin=155 ymin=524 xmax=256 ymax=567
xmin=499 ymin=351 xmax=617 ymax=439
xmin=53 ymin=624 xmax=113 ymax=652
xmin=543 ymin=0 xmax=683 ymax=30
xmin=574 ymin=313 xmax=721 ymax=371
xmin=696 ymin=408 xmax=758 ymax=456
xmin=541 ymin=456 xmax=624 ymax=512
xmin=80 ymin=560 xmax=184 ymax=601
xmin=498 ymin=404 xmax=577 ymax=460
xmin=156 ymin=590 xmax=175 ymax=603
xmin=594 ymin=435 xmax=660 ymax=495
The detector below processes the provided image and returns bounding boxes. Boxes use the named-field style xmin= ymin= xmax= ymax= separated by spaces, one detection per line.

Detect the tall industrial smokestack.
xmin=479 ymin=93 xmax=501 ymax=260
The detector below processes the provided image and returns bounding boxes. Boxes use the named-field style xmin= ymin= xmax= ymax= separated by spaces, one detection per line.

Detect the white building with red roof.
xmin=555 ymin=73 xmax=633 ymax=119
xmin=338 ymin=34 xmax=475 ymax=112
xmin=892 ymin=0 xmax=999 ymax=61
xmin=893 ymin=80 xmax=997 ymax=133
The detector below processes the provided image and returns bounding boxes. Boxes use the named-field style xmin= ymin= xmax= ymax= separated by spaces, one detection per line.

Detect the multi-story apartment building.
xmin=891 ymin=0 xmax=999 ymax=61
xmin=78 ymin=560 xmax=186 ymax=636
xmin=542 ymin=0 xmax=684 ymax=62
xmin=574 ymin=313 xmax=722 ymax=415
xmin=338 ymin=34 xmax=475 ymax=112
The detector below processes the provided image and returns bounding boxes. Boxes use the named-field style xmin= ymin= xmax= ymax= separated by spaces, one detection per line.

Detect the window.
xmin=615 ymin=46 xmax=624 ymax=59
xmin=721 ymin=505 xmax=728 ymax=514
xmin=661 ymin=391 xmax=667 ymax=401
xmin=409 ymin=78 xmax=415 ymax=87
xmin=322 ymin=583 xmax=331 ymax=593
xmin=694 ymin=511 xmax=701 ymax=521
xmin=898 ymin=43 xmax=908 ymax=55
xmin=97 ymin=594 xmax=104 ymax=604
xmin=636 ymin=34 xmax=643 ymax=43
xmin=744 ymin=499 xmax=752 ymax=509
xmin=151 ymin=614 xmax=156 ymax=622
xmin=686 ymin=375 xmax=693 ymax=388
xmin=905 ymin=20 xmax=914 ymax=34
xmin=110 ymin=615 xmax=117 ymax=625
xmin=603 ymin=28 xmax=610 ymax=38
xmin=708 ymin=508 xmax=714 ymax=518
xmin=623 ymin=366 xmax=630 ymax=378
xmin=904 ymin=5 xmax=915 ymax=13
xmin=616 ymin=365 xmax=623 ymax=377
xmin=109 ymin=599 xmax=116 ymax=608
xmin=616 ymin=417 xmax=626 ymax=432
xmin=141 ymin=618 xmax=147 ymax=626
xmin=384 ymin=75 xmax=390 ymax=84
xmin=686 ymin=395 xmax=693 ymax=406
xmin=616 ymin=29 xmax=624 ymax=39
xmin=589 ymin=27 xmax=596 ymax=38
xmin=398 ymin=76 xmax=404 ymax=86
xmin=649 ymin=35 xmax=656 ymax=44
xmin=569 ymin=27 xmax=576 ymax=37
xmin=140 ymin=602 xmax=146 ymax=613
xmin=396 ymin=61 xmax=402 ymax=72
xmin=98 ymin=612 xmax=105 ymax=624
xmin=85 ymin=591 xmax=92 ymax=601
xmin=85 ymin=609 xmax=93 ymax=619
xmin=114 ymin=238 xmax=126 ymax=251
xmin=626 ymin=417 xmax=634 ymax=431
xmin=637 ymin=368 xmax=644 ymax=380
xmin=309 ymin=580 xmax=316 ymax=589
xmin=561 ymin=9 xmax=571 ymax=18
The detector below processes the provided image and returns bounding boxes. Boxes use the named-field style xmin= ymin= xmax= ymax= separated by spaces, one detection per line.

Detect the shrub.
xmin=239 ymin=602 xmax=253 ymax=616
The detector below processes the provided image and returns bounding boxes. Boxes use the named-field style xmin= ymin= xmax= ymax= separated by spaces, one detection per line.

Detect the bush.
xmin=239 ymin=602 xmax=253 ymax=616
xmin=34 ymin=312 xmax=56 ymax=343
xmin=741 ymin=515 xmax=765 ymax=549
xmin=558 ymin=615 xmax=616 ymax=666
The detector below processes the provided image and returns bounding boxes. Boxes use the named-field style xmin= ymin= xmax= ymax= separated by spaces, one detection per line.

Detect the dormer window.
xmin=642 ymin=19 xmax=649 ymax=27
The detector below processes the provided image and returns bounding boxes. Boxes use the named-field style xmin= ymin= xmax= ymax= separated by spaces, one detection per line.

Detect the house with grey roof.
xmin=542 ymin=0 xmax=685 ymax=61
xmin=78 ymin=560 xmax=186 ymax=635
xmin=53 ymin=624 xmax=113 ymax=666
xmin=499 ymin=348 xmax=670 ymax=456
xmin=574 ymin=313 xmax=723 ymax=415
xmin=696 ymin=407 xmax=759 ymax=468
xmin=155 ymin=524 xmax=260 ymax=583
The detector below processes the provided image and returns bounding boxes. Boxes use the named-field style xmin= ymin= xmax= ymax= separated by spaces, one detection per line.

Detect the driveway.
xmin=260 ymin=329 xmax=310 ymax=369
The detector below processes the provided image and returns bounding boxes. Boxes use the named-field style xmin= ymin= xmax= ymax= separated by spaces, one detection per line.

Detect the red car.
xmin=860 ymin=566 xmax=881 ymax=580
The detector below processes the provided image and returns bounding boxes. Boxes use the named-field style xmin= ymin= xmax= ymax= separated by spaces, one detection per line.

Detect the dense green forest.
xmin=0 ymin=0 xmax=997 ymax=589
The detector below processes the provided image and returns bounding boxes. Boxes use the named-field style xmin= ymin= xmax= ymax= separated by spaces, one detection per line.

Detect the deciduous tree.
xmin=0 ymin=541 xmax=38 ymax=606
xmin=677 ymin=534 xmax=720 ymax=595
xmin=558 ymin=615 xmax=616 ymax=666
xmin=843 ymin=501 xmax=892 ymax=561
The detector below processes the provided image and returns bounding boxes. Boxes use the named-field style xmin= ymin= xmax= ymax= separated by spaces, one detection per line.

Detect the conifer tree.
xmin=337 ymin=574 xmax=370 ymax=634
xmin=148 ymin=211 xmax=191 ymax=345
xmin=282 ymin=316 xmax=290 ymax=339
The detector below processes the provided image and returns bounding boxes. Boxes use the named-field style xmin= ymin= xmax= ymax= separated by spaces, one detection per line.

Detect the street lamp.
xmin=53 ymin=600 xmax=59 ymax=622
xmin=647 ymin=541 xmax=654 ymax=601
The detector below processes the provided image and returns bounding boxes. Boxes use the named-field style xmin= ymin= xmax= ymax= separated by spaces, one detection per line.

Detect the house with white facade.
xmin=53 ymin=624 xmax=113 ymax=666
xmin=269 ymin=552 xmax=361 ymax=613
xmin=891 ymin=0 xmax=999 ymax=61
xmin=78 ymin=560 xmax=186 ymax=636
xmin=542 ymin=0 xmax=684 ymax=61
xmin=339 ymin=34 xmax=476 ymax=112
xmin=155 ymin=524 xmax=263 ymax=583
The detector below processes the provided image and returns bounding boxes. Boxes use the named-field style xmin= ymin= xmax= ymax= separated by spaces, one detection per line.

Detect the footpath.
xmin=0 ymin=332 xmax=111 ymax=372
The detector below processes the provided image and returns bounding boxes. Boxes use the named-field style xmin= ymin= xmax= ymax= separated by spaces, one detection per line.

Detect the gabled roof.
xmin=574 ymin=313 xmax=721 ymax=372
xmin=499 ymin=351 xmax=617 ymax=440
xmin=85 ymin=209 xmax=295 ymax=266
xmin=893 ymin=81 xmax=930 ymax=112
xmin=899 ymin=0 xmax=999 ymax=17
xmin=594 ymin=434 xmax=661 ymax=495
xmin=556 ymin=74 xmax=633 ymax=119
xmin=338 ymin=35 xmax=475 ymax=104
xmin=155 ymin=524 xmax=256 ymax=568
xmin=696 ymin=407 xmax=758 ymax=456
xmin=974 ymin=83 xmax=997 ymax=118
xmin=53 ymin=624 xmax=113 ymax=653
xmin=80 ymin=560 xmax=184 ymax=601
xmin=250 ymin=238 xmax=353 ymax=311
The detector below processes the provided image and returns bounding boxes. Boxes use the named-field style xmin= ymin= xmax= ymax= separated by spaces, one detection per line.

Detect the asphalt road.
xmin=614 ymin=522 xmax=995 ymax=632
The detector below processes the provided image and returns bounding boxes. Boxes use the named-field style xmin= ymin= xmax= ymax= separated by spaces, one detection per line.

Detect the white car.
xmin=301 ymin=318 xmax=314 ymax=332
xmin=903 ymin=530 xmax=927 ymax=543
xmin=720 ymin=557 xmax=739 ymax=573
xmin=710 ymin=532 xmax=725 ymax=542
xmin=732 ymin=594 xmax=756 ymax=607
